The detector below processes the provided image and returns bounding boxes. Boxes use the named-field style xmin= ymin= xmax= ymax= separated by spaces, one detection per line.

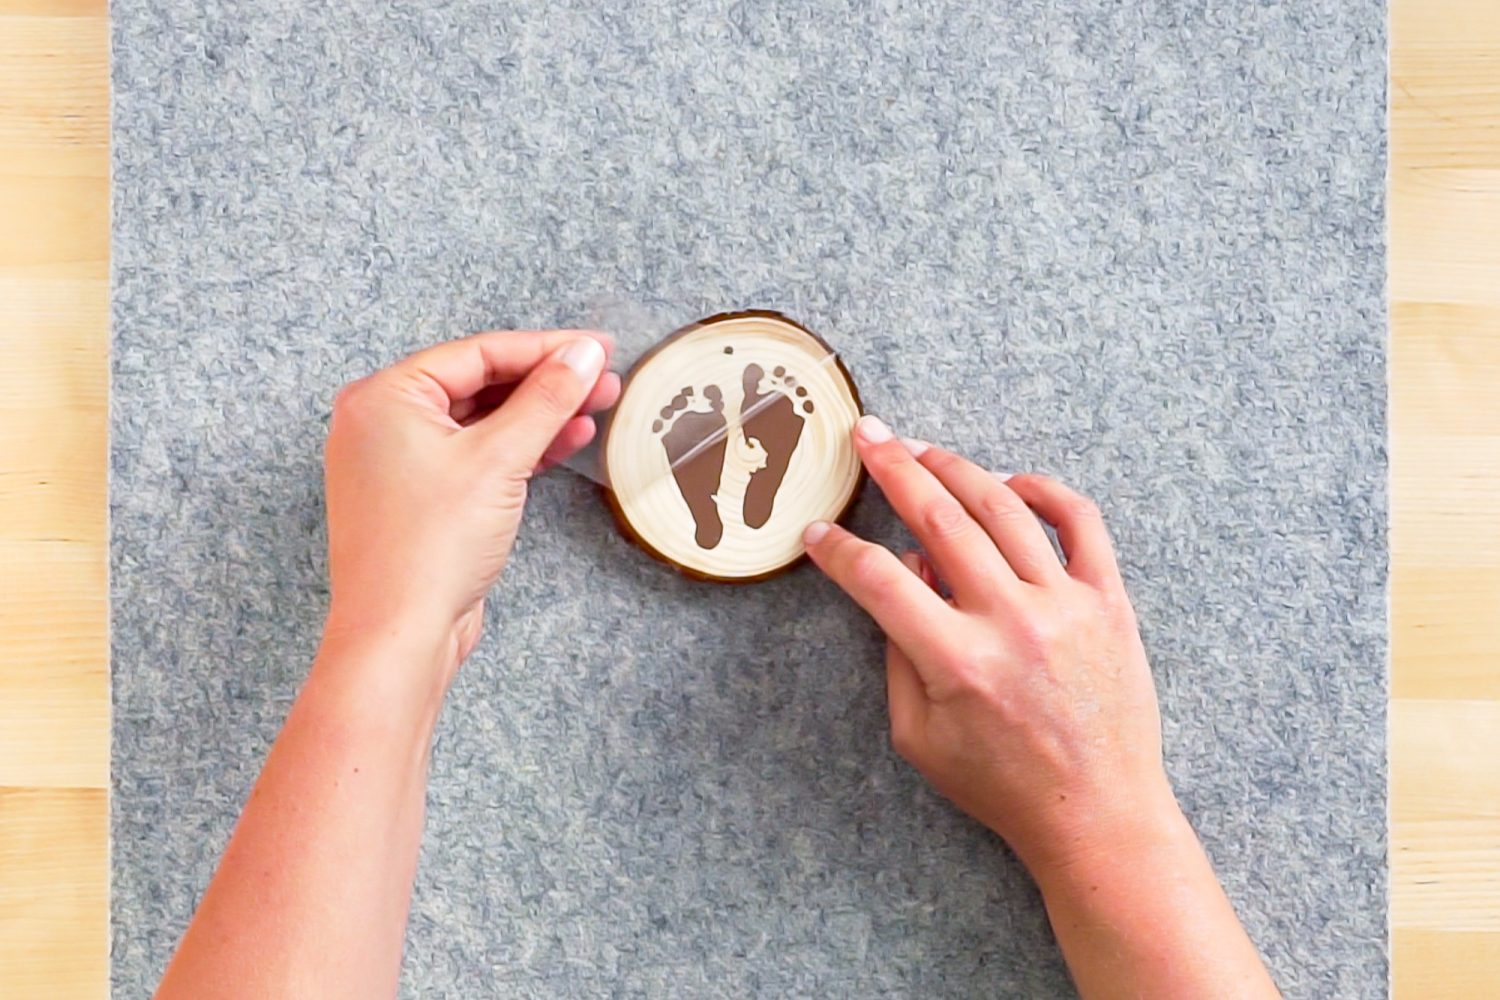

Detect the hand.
xmin=803 ymin=415 xmax=1172 ymax=879
xmin=322 ymin=330 xmax=619 ymax=678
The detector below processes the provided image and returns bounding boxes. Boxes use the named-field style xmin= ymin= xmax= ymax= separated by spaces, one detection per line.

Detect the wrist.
xmin=285 ymin=635 xmax=449 ymax=783
xmin=313 ymin=605 xmax=464 ymax=729
xmin=1024 ymin=781 xmax=1279 ymax=999
xmin=1026 ymin=779 xmax=1200 ymax=905
xmin=324 ymin=593 xmax=466 ymax=667
xmin=1017 ymin=772 xmax=1189 ymax=893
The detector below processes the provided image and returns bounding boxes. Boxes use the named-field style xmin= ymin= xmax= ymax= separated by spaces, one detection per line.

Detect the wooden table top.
xmin=1 ymin=0 xmax=1495 ymax=994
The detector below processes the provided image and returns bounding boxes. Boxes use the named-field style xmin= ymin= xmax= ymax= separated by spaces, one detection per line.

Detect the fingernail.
xmin=803 ymin=521 xmax=831 ymax=546
xmin=559 ymin=338 xmax=605 ymax=381
xmin=856 ymin=414 xmax=893 ymax=444
xmin=901 ymin=437 xmax=930 ymax=458
xmin=994 ymin=471 xmax=1014 ymax=483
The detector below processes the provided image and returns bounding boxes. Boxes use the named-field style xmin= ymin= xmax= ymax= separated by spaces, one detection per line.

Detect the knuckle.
xmin=945 ymin=652 xmax=999 ymax=697
xmin=849 ymin=544 xmax=894 ymax=594
xmin=1098 ymin=585 xmax=1136 ymax=623
xmin=945 ymin=662 xmax=986 ymax=696
xmin=978 ymin=487 xmax=1027 ymax=523
xmin=925 ymin=450 xmax=964 ymax=476
xmin=942 ymin=636 xmax=1000 ymax=684
xmin=332 ymin=379 xmax=371 ymax=415
xmin=919 ymin=497 xmax=972 ymax=540
xmin=1068 ymin=496 xmax=1101 ymax=521
xmin=1004 ymin=472 xmax=1043 ymax=496
xmin=1009 ymin=616 xmax=1056 ymax=662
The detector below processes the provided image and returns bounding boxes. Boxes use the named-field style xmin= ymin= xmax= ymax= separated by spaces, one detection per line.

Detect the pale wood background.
xmin=0 ymin=0 xmax=1493 ymax=995
xmin=0 ymin=0 xmax=109 ymax=996
xmin=1391 ymin=0 xmax=1500 ymax=993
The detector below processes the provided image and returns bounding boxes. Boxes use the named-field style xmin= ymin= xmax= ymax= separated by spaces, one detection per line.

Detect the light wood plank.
xmin=1393 ymin=0 xmax=1500 ymax=45
xmin=1394 ymin=817 xmax=1500 ymax=932
xmin=1390 ymin=169 xmax=1500 ymax=308
xmin=0 ymin=0 xmax=102 ymax=16
xmin=0 ymin=789 xmax=107 ymax=997
xmin=1391 ymin=63 xmax=1500 ymax=169
xmin=0 ymin=540 xmax=108 ymax=789
xmin=0 ymin=410 xmax=106 ymax=544
xmin=1391 ymin=700 xmax=1500 ymax=823
xmin=0 ymin=15 xmax=108 ymax=150
xmin=1392 ymin=304 xmax=1500 ymax=437
xmin=0 ymin=175 xmax=108 ymax=272
xmin=1390 ymin=0 xmax=1500 ymax=172
xmin=1394 ymin=930 xmax=1500 ymax=997
xmin=1394 ymin=569 xmax=1500 ymax=700
xmin=1390 ymin=700 xmax=1500 ymax=993
xmin=1390 ymin=6 xmax=1500 ymax=313
xmin=0 ymin=276 xmax=108 ymax=414
xmin=1393 ymin=433 xmax=1500 ymax=570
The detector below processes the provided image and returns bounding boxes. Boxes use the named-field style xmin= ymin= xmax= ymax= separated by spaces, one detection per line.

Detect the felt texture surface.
xmin=111 ymin=2 xmax=1387 ymax=996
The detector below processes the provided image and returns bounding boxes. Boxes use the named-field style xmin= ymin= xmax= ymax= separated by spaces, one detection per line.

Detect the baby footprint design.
xmin=739 ymin=363 xmax=813 ymax=529
xmin=654 ymin=385 xmax=728 ymax=549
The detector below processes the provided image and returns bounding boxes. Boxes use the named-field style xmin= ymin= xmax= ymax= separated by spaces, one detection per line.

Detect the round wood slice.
xmin=603 ymin=311 xmax=864 ymax=582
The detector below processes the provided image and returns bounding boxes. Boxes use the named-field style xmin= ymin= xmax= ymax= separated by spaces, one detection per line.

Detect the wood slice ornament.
xmin=603 ymin=311 xmax=865 ymax=582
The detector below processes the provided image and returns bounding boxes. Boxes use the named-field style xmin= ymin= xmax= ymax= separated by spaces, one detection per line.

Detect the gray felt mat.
xmin=111 ymin=2 xmax=1387 ymax=996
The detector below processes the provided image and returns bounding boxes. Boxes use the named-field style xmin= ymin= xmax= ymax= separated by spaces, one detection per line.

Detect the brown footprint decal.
xmin=739 ymin=363 xmax=814 ymax=529
xmin=654 ymin=385 xmax=728 ymax=549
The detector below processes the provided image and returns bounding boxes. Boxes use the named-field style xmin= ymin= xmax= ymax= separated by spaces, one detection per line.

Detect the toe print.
xmin=656 ymin=385 xmax=729 ymax=549
xmin=739 ymin=363 xmax=810 ymax=529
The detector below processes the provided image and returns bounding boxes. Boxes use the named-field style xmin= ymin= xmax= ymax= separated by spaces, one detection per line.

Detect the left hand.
xmin=322 ymin=330 xmax=619 ymax=678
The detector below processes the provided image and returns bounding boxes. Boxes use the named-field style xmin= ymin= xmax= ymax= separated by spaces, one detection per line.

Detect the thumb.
xmin=885 ymin=553 xmax=930 ymax=759
xmin=477 ymin=337 xmax=607 ymax=473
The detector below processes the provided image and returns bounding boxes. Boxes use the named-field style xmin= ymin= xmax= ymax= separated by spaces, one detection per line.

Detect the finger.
xmin=451 ymin=383 xmax=512 ymax=425
xmin=804 ymin=521 xmax=957 ymax=666
xmin=886 ymin=641 xmax=928 ymax=757
xmin=885 ymin=553 xmax=931 ymax=755
xmin=451 ymin=369 xmax=621 ymax=427
xmin=905 ymin=442 xmax=1064 ymax=586
xmin=1003 ymin=474 xmax=1122 ymax=587
xmin=584 ymin=371 xmax=622 ymax=414
xmin=537 ymin=415 xmax=597 ymax=472
xmin=901 ymin=549 xmax=940 ymax=594
xmin=853 ymin=416 xmax=1009 ymax=604
xmin=477 ymin=338 xmax=608 ymax=473
xmin=918 ymin=554 xmax=943 ymax=595
xmin=395 ymin=329 xmax=614 ymax=409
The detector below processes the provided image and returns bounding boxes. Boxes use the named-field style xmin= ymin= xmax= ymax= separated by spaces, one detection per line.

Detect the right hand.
xmin=322 ymin=330 xmax=618 ymax=681
xmin=803 ymin=415 xmax=1175 ymax=879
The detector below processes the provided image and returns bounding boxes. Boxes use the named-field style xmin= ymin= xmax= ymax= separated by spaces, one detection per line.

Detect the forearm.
xmin=1033 ymin=793 xmax=1279 ymax=1000
xmin=157 ymin=621 xmax=453 ymax=1000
